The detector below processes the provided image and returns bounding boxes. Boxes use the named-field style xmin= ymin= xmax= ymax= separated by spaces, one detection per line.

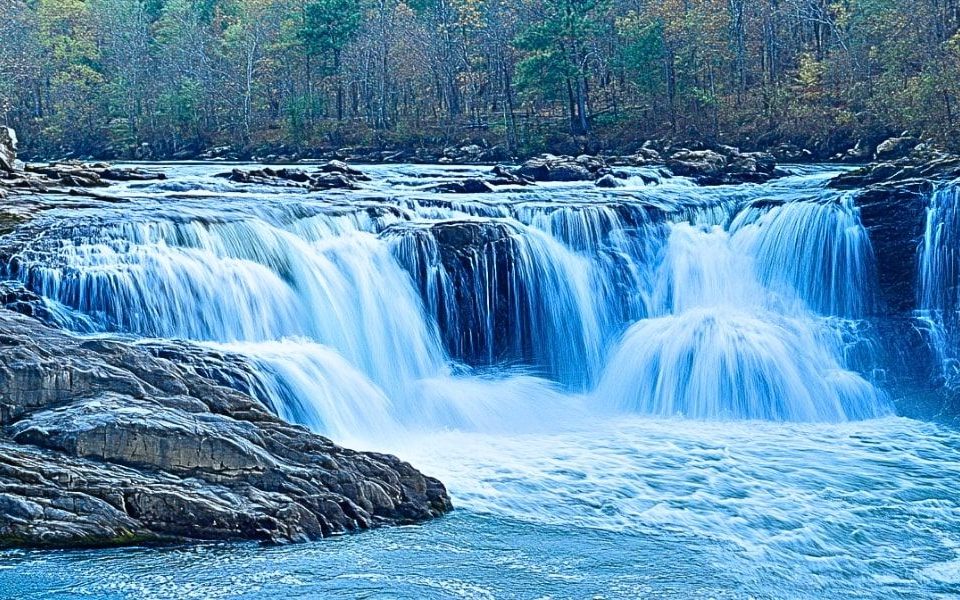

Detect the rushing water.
xmin=2 ymin=163 xmax=960 ymax=599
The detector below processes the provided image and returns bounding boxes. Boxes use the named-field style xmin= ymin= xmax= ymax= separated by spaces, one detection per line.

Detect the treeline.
xmin=1 ymin=0 xmax=959 ymax=159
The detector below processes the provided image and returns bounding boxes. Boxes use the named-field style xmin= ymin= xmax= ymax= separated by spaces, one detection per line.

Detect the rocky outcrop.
xmin=0 ymin=128 xmax=17 ymax=172
xmin=875 ymin=136 xmax=920 ymax=161
xmin=425 ymin=178 xmax=497 ymax=194
xmin=665 ymin=145 xmax=778 ymax=185
xmin=0 ymin=146 xmax=166 ymax=199
xmin=509 ymin=154 xmax=612 ymax=182
xmin=219 ymin=162 xmax=371 ymax=191
xmin=853 ymin=182 xmax=931 ymax=313
xmin=830 ymin=152 xmax=960 ymax=189
xmin=828 ymin=150 xmax=960 ymax=313
xmin=387 ymin=221 xmax=523 ymax=366
xmin=0 ymin=309 xmax=450 ymax=548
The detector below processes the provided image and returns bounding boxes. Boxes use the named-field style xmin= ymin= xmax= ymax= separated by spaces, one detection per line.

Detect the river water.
xmin=1 ymin=163 xmax=959 ymax=599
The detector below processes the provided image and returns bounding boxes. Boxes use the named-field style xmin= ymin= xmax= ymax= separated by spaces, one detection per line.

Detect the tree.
xmin=297 ymin=0 xmax=361 ymax=122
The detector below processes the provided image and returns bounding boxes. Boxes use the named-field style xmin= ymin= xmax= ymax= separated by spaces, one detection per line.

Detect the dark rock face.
xmin=853 ymin=182 xmax=931 ymax=314
xmin=829 ymin=152 xmax=960 ymax=314
xmin=387 ymin=220 xmax=529 ymax=367
xmin=0 ymin=310 xmax=451 ymax=548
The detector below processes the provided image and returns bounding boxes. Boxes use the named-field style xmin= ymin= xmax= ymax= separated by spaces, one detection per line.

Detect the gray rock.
xmin=0 ymin=127 xmax=16 ymax=172
xmin=513 ymin=154 xmax=608 ymax=182
xmin=666 ymin=147 xmax=779 ymax=185
xmin=875 ymin=136 xmax=919 ymax=160
xmin=0 ymin=310 xmax=451 ymax=547
xmin=595 ymin=174 xmax=623 ymax=188
xmin=427 ymin=178 xmax=496 ymax=194
xmin=219 ymin=164 xmax=369 ymax=191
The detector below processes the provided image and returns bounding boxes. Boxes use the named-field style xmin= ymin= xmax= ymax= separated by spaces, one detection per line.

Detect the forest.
xmin=1 ymin=0 xmax=959 ymax=159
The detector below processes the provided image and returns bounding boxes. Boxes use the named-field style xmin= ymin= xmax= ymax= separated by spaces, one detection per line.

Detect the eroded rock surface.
xmin=0 ymin=310 xmax=451 ymax=547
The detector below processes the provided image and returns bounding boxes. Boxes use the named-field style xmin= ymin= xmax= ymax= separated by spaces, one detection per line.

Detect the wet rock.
xmin=666 ymin=146 xmax=778 ymax=185
xmin=316 ymin=160 xmax=369 ymax=179
xmin=386 ymin=221 xmax=522 ymax=366
xmin=219 ymin=164 xmax=369 ymax=191
xmin=427 ymin=178 xmax=496 ymax=194
xmin=832 ymin=141 xmax=872 ymax=163
xmin=489 ymin=165 xmax=532 ymax=186
xmin=830 ymin=149 xmax=960 ymax=189
xmin=770 ymin=143 xmax=813 ymax=162
xmin=854 ymin=182 xmax=931 ymax=314
xmin=0 ymin=310 xmax=451 ymax=547
xmin=512 ymin=154 xmax=609 ymax=182
xmin=99 ymin=168 xmax=167 ymax=182
xmin=595 ymin=174 xmax=623 ymax=188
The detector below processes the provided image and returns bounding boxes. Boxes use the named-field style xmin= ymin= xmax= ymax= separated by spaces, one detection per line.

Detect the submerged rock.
xmin=0 ymin=310 xmax=451 ymax=547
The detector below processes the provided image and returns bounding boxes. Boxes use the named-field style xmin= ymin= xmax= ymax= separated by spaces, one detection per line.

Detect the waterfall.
xmin=8 ymin=215 xmax=446 ymax=394
xmin=387 ymin=218 xmax=619 ymax=388
xmin=918 ymin=182 xmax=960 ymax=386
xmin=596 ymin=222 xmax=886 ymax=421
xmin=730 ymin=194 xmax=877 ymax=318
xmin=2 ymin=165 xmax=895 ymax=436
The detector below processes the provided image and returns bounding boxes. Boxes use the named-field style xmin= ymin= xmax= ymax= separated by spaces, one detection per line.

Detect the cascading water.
xmin=3 ymin=166 xmax=889 ymax=424
xmin=596 ymin=222 xmax=884 ymax=421
xmin=919 ymin=181 xmax=960 ymax=387
xmin=6 ymin=163 xmax=960 ymax=599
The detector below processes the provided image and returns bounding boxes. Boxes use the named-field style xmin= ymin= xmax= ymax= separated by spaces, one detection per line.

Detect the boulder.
xmin=0 ymin=310 xmax=451 ymax=547
xmin=666 ymin=149 xmax=727 ymax=178
xmin=875 ymin=136 xmax=919 ymax=161
xmin=0 ymin=127 xmax=16 ymax=172
xmin=316 ymin=160 xmax=369 ymax=179
xmin=427 ymin=178 xmax=496 ymax=194
xmin=770 ymin=143 xmax=813 ymax=162
xmin=512 ymin=154 xmax=609 ymax=182
xmin=666 ymin=147 xmax=779 ymax=185
xmin=218 ymin=164 xmax=369 ymax=191
xmin=595 ymin=174 xmax=623 ymax=188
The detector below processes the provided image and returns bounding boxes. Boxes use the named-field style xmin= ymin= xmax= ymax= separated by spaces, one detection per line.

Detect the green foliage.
xmin=298 ymin=0 xmax=361 ymax=69
xmin=6 ymin=0 xmax=960 ymax=157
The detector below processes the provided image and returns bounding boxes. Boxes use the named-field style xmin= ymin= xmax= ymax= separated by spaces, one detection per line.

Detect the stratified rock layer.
xmin=0 ymin=310 xmax=451 ymax=547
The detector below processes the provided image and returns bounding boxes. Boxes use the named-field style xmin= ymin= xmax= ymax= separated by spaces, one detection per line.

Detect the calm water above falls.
xmin=2 ymin=163 xmax=960 ymax=599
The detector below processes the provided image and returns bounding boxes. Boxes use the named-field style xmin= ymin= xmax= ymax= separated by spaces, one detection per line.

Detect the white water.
xmin=919 ymin=182 xmax=960 ymax=389
xmin=6 ymin=163 xmax=959 ymax=598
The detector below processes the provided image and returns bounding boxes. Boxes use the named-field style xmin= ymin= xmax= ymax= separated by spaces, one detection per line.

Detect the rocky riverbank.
xmin=828 ymin=144 xmax=960 ymax=315
xmin=0 ymin=290 xmax=451 ymax=548
xmin=0 ymin=128 xmax=453 ymax=548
